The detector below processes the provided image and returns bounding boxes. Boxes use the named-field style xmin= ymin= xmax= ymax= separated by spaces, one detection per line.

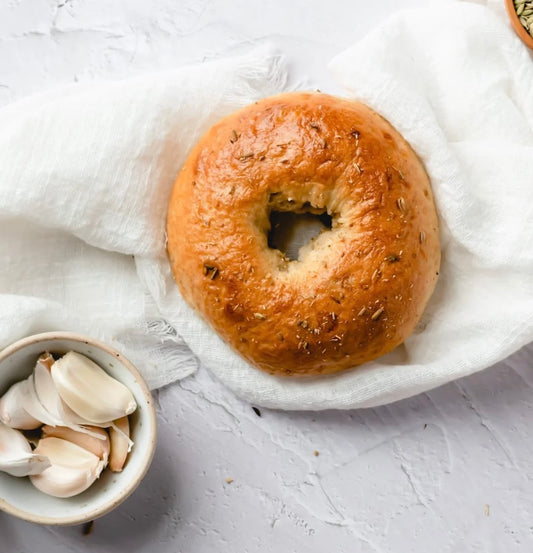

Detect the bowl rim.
xmin=0 ymin=331 xmax=158 ymax=526
xmin=505 ymin=0 xmax=533 ymax=50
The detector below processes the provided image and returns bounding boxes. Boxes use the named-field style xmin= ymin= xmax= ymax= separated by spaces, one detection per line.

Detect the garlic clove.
xmin=0 ymin=421 xmax=32 ymax=455
xmin=109 ymin=416 xmax=131 ymax=472
xmin=33 ymin=357 xmax=71 ymax=424
xmin=0 ymin=423 xmax=50 ymax=477
xmin=41 ymin=425 xmax=110 ymax=462
xmin=0 ymin=380 xmax=42 ymax=430
xmin=20 ymin=372 xmax=63 ymax=427
xmin=33 ymin=358 xmax=106 ymax=441
xmin=109 ymin=419 xmax=134 ymax=452
xmin=0 ymin=455 xmax=51 ymax=477
xmin=30 ymin=437 xmax=106 ymax=498
xmin=51 ymin=352 xmax=136 ymax=424
xmin=36 ymin=352 xmax=54 ymax=371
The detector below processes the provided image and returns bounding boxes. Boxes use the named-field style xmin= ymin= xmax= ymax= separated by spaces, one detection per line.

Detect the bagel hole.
xmin=268 ymin=210 xmax=332 ymax=261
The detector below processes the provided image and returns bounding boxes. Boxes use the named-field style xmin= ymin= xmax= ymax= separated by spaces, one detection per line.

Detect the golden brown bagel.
xmin=166 ymin=92 xmax=440 ymax=377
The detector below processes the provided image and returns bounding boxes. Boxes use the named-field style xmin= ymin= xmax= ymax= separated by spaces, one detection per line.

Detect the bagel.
xmin=166 ymin=92 xmax=440 ymax=377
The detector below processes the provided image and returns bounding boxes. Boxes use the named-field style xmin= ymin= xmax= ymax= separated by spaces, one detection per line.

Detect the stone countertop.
xmin=1 ymin=1 xmax=532 ymax=551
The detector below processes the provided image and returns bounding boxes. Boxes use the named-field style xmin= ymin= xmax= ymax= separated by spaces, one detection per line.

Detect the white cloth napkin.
xmin=144 ymin=2 xmax=533 ymax=409
xmin=1 ymin=3 xmax=532 ymax=409
xmin=0 ymin=50 xmax=288 ymax=390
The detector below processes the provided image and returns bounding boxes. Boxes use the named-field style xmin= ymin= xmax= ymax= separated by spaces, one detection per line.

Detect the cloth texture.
xmin=0 ymin=50 xmax=287 ymax=390
xmin=1 ymin=3 xmax=532 ymax=408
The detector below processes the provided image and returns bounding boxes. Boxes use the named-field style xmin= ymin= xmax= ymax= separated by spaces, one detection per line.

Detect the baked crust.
xmin=166 ymin=92 xmax=440 ymax=377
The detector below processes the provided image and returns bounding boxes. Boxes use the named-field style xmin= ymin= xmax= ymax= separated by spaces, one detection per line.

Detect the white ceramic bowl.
xmin=0 ymin=332 xmax=157 ymax=525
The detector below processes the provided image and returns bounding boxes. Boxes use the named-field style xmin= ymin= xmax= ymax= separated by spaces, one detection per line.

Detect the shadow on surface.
xmin=74 ymin=442 xmax=181 ymax=550
xmin=261 ymin=343 xmax=533 ymax=430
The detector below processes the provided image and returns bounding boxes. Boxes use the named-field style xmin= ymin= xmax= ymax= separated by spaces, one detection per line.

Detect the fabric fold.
xmin=1 ymin=5 xmax=532 ymax=409
xmin=145 ymin=3 xmax=533 ymax=409
xmin=0 ymin=49 xmax=288 ymax=390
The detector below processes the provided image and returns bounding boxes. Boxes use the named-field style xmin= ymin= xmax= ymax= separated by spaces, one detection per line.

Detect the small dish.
xmin=0 ymin=331 xmax=157 ymax=525
xmin=505 ymin=0 xmax=533 ymax=50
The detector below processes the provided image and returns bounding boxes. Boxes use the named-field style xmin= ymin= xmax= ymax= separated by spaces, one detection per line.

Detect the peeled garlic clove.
xmin=30 ymin=437 xmax=105 ymax=498
xmin=0 ymin=423 xmax=50 ymax=477
xmin=0 ymin=381 xmax=42 ymax=430
xmin=41 ymin=425 xmax=110 ymax=463
xmin=109 ymin=416 xmax=131 ymax=472
xmin=51 ymin=352 xmax=136 ymax=424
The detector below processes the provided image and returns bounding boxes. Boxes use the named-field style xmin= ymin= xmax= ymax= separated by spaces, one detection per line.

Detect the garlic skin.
xmin=0 ymin=423 xmax=51 ymax=477
xmin=36 ymin=352 xmax=54 ymax=371
xmin=51 ymin=352 xmax=136 ymax=424
xmin=30 ymin=437 xmax=106 ymax=498
xmin=20 ymin=372 xmax=64 ymax=428
xmin=109 ymin=416 xmax=130 ymax=472
xmin=0 ymin=381 xmax=41 ymax=430
xmin=0 ymin=349 xmax=55 ymax=431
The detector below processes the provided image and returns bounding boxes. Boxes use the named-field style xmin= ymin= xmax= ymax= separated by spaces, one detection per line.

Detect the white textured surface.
xmin=0 ymin=1 xmax=532 ymax=551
